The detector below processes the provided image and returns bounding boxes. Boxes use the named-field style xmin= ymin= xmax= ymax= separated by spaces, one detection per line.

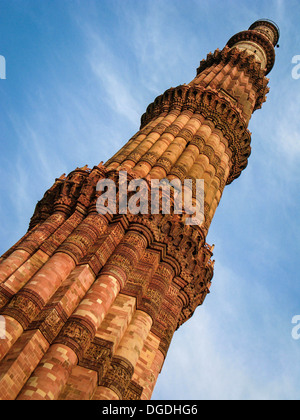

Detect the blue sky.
xmin=0 ymin=0 xmax=300 ymax=400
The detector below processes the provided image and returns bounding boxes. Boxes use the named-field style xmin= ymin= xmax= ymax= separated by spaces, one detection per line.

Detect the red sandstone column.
xmin=16 ymin=274 xmax=120 ymax=400
xmin=0 ymin=252 xmax=76 ymax=363
xmin=132 ymin=331 xmax=165 ymax=400
xmin=0 ymin=20 xmax=279 ymax=401
xmin=0 ymin=221 xmax=125 ymax=400
xmin=94 ymin=309 xmax=153 ymax=400
xmin=0 ymin=211 xmax=85 ymax=309
xmin=0 ymin=222 xmax=124 ymax=399
xmin=105 ymin=115 xmax=167 ymax=171
xmin=0 ymin=213 xmax=67 ymax=284
xmin=17 ymin=228 xmax=149 ymax=400
xmin=0 ymin=214 xmax=109 ymax=362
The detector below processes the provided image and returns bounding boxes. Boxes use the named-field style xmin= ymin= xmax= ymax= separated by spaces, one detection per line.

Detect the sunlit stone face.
xmin=231 ymin=40 xmax=268 ymax=69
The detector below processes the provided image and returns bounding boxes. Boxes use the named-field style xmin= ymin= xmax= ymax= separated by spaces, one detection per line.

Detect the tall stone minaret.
xmin=0 ymin=20 xmax=279 ymax=400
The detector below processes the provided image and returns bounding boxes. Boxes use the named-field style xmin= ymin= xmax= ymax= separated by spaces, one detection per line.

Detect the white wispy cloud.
xmin=87 ymin=34 xmax=142 ymax=126
xmin=153 ymin=260 xmax=299 ymax=400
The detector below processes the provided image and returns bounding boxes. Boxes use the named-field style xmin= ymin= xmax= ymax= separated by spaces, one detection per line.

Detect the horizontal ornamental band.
xmin=140 ymin=84 xmax=252 ymax=184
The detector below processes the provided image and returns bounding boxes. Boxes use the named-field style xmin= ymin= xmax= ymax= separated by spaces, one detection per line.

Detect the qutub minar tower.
xmin=0 ymin=20 xmax=279 ymax=400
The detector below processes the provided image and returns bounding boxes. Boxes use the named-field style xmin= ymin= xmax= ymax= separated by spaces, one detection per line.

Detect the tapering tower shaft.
xmin=0 ymin=20 xmax=279 ymax=400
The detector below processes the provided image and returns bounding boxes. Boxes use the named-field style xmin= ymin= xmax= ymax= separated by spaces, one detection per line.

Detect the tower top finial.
xmin=227 ymin=19 xmax=280 ymax=74
xmin=249 ymin=19 xmax=280 ymax=46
